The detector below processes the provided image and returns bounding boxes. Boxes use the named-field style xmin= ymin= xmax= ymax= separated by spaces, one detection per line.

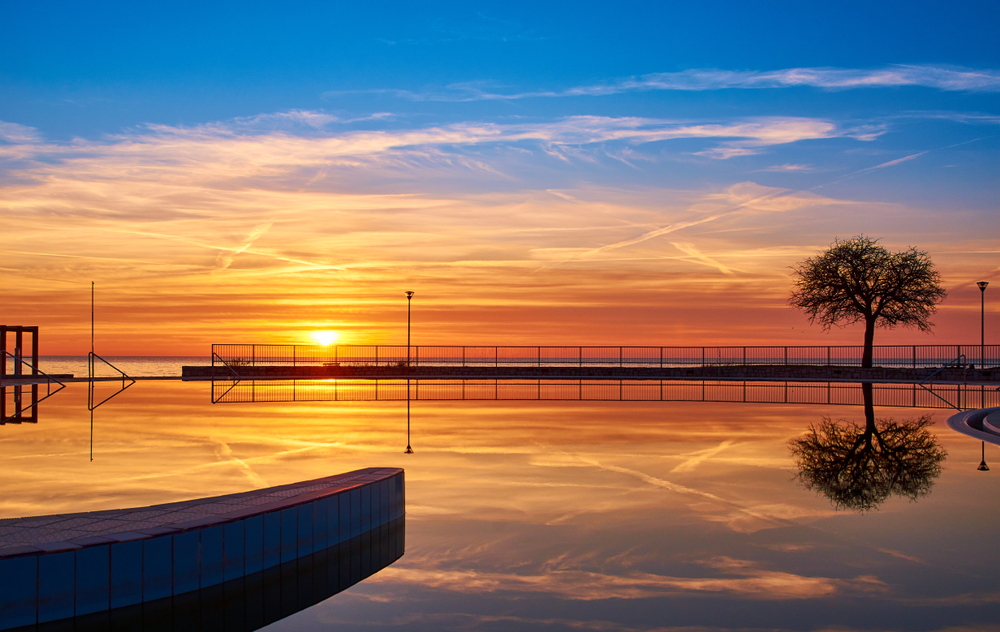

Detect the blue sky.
xmin=2 ymin=0 xmax=998 ymax=352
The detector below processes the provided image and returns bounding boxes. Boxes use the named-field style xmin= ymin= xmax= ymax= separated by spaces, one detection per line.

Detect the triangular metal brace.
xmin=88 ymin=352 xmax=136 ymax=411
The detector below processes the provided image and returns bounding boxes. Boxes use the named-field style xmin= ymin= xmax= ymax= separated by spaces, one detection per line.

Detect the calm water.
xmin=7 ymin=356 xmax=208 ymax=378
xmin=1 ymin=379 xmax=998 ymax=631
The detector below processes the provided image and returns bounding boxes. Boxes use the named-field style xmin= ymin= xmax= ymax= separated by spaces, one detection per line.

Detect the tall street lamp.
xmin=405 ymin=291 xmax=414 ymax=366
xmin=978 ymin=281 xmax=988 ymax=369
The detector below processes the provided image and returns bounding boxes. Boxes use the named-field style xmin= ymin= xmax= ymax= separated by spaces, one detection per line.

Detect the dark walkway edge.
xmin=0 ymin=468 xmax=404 ymax=629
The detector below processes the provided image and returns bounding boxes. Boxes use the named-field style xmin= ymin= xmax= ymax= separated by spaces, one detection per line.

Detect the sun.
xmin=311 ymin=330 xmax=339 ymax=346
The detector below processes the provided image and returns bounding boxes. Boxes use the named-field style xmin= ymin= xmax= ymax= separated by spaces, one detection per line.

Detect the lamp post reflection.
xmin=978 ymin=441 xmax=989 ymax=471
xmin=405 ymin=379 xmax=414 ymax=454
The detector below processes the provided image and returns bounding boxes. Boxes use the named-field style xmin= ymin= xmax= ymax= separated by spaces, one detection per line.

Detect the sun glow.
xmin=311 ymin=330 xmax=340 ymax=346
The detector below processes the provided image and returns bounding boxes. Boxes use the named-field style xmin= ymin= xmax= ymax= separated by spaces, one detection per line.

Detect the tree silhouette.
xmin=789 ymin=384 xmax=947 ymax=512
xmin=789 ymin=235 xmax=946 ymax=367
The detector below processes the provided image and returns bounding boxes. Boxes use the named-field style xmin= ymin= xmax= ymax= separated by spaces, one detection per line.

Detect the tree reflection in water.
xmin=789 ymin=383 xmax=947 ymax=512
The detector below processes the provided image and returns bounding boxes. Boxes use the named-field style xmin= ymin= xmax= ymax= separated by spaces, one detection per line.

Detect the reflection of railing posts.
xmin=209 ymin=378 xmax=1000 ymax=409
xmin=2 ymin=351 xmax=66 ymax=424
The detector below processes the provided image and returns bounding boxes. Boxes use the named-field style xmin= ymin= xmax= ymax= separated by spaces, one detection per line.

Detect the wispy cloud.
xmin=323 ymin=65 xmax=1000 ymax=102
xmin=860 ymin=151 xmax=929 ymax=172
xmin=0 ymin=114 xmax=873 ymax=174
xmin=541 ymin=182 xmax=839 ymax=269
xmin=757 ymin=163 xmax=814 ymax=172
xmin=370 ymin=557 xmax=885 ymax=600
xmin=214 ymin=222 xmax=274 ymax=272
xmin=0 ymin=121 xmax=41 ymax=144
xmin=671 ymin=242 xmax=736 ymax=275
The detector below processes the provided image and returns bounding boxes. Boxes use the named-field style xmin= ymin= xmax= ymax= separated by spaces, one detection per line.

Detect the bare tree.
xmin=790 ymin=235 xmax=946 ymax=367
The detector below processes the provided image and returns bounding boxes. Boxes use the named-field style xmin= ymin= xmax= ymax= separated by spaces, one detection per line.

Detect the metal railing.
xmin=212 ymin=344 xmax=1000 ymax=370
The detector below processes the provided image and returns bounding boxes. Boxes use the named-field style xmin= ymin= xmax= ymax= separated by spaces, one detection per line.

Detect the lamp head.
xmin=405 ymin=291 xmax=414 ymax=299
xmin=978 ymin=281 xmax=989 ymax=292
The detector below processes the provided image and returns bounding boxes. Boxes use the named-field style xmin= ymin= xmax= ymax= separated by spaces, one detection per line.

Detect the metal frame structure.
xmin=1 ymin=326 xmax=39 ymax=379
xmin=1 ymin=326 xmax=66 ymax=424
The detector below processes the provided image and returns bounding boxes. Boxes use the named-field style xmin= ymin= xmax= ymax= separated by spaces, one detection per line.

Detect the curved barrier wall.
xmin=947 ymin=406 xmax=1000 ymax=446
xmin=0 ymin=468 xmax=404 ymax=630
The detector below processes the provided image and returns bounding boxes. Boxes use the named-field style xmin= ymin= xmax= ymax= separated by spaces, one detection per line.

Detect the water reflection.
xmin=790 ymin=383 xmax=947 ymax=511
xmin=4 ymin=381 xmax=999 ymax=631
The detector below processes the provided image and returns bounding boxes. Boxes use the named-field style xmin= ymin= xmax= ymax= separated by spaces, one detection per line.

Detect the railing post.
xmin=702 ymin=346 xmax=705 ymax=367
xmin=538 ymin=346 xmax=541 ymax=368
xmin=619 ymin=347 xmax=622 ymax=369
xmin=579 ymin=346 xmax=582 ymax=368
xmin=31 ymin=328 xmax=38 ymax=377
xmin=375 ymin=346 xmax=378 ymax=366
xmin=743 ymin=347 xmax=746 ymax=366
xmin=827 ymin=346 xmax=830 ymax=367
xmin=463 ymin=346 xmax=466 ymax=368
xmin=660 ymin=346 xmax=663 ymax=369
xmin=252 ymin=345 xmax=256 ymax=367
xmin=912 ymin=345 xmax=916 ymax=368
xmin=495 ymin=346 xmax=498 ymax=368
xmin=784 ymin=346 xmax=787 ymax=366
xmin=293 ymin=345 xmax=296 ymax=367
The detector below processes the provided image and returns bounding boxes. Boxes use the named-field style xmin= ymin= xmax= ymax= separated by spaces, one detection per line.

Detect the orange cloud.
xmin=1 ymin=117 xmax=992 ymax=354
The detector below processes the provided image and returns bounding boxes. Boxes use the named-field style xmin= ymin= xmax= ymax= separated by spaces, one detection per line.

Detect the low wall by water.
xmin=0 ymin=468 xmax=404 ymax=630
xmin=181 ymin=364 xmax=996 ymax=383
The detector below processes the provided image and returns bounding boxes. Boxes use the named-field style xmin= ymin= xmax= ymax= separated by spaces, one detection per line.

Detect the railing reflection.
xmin=210 ymin=379 xmax=1000 ymax=410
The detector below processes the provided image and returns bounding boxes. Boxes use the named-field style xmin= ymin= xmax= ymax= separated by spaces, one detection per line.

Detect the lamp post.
xmin=405 ymin=291 xmax=414 ymax=366
xmin=978 ymin=281 xmax=988 ymax=369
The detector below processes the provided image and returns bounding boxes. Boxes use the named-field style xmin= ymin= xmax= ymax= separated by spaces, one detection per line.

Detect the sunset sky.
xmin=2 ymin=1 xmax=997 ymax=355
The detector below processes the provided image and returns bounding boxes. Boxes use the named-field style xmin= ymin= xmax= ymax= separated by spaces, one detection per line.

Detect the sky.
xmin=1 ymin=0 xmax=998 ymax=355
